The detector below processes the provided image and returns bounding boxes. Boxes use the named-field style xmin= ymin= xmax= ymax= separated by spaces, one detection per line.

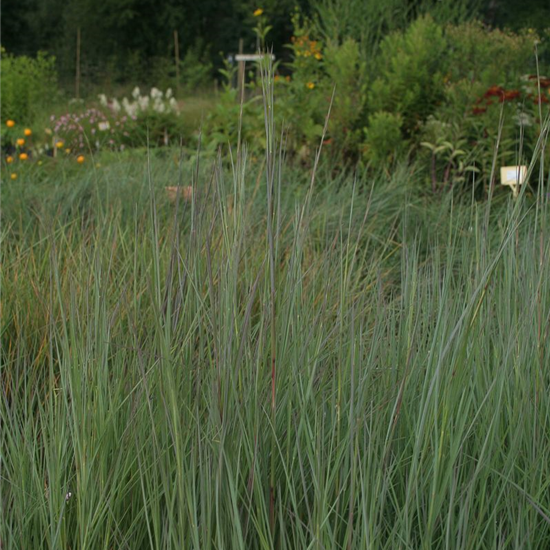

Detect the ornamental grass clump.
xmin=1 ymin=66 xmax=550 ymax=549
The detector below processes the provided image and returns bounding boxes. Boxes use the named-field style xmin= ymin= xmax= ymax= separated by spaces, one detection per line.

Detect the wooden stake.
xmin=237 ymin=38 xmax=245 ymax=100
xmin=174 ymin=30 xmax=180 ymax=96
xmin=75 ymin=27 xmax=81 ymax=99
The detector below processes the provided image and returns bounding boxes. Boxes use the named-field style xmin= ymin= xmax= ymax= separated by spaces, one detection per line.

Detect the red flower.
xmin=472 ymin=106 xmax=487 ymax=115
xmin=527 ymin=75 xmax=550 ymax=88
xmin=533 ymin=94 xmax=549 ymax=104
xmin=484 ymin=85 xmax=505 ymax=98
xmin=502 ymin=90 xmax=521 ymax=101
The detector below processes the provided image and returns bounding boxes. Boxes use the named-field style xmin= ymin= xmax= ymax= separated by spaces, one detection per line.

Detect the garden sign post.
xmin=235 ymin=48 xmax=276 ymax=101
xmin=500 ymin=165 xmax=527 ymax=198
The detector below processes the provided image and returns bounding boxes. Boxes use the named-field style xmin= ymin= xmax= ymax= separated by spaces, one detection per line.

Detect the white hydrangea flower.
xmin=166 ymin=88 xmax=173 ymax=99
xmin=169 ymin=97 xmax=178 ymax=112
xmin=132 ymin=87 xmax=141 ymax=99
xmin=98 ymin=94 xmax=108 ymax=107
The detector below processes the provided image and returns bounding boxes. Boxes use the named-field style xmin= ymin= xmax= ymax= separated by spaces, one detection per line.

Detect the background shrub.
xmin=0 ymin=48 xmax=58 ymax=124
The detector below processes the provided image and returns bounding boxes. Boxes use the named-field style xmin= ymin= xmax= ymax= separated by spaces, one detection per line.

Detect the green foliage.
xmin=0 ymin=48 xmax=58 ymax=125
xmin=363 ymin=111 xmax=405 ymax=167
xmin=276 ymin=11 xmax=328 ymax=152
xmin=322 ymin=38 xmax=365 ymax=154
xmin=422 ymin=23 xmax=547 ymax=187
xmin=368 ymin=16 xmax=448 ymax=136
xmin=313 ymin=0 xmax=482 ymax=54
xmin=178 ymin=41 xmax=214 ymax=93
xmin=205 ymin=11 xmax=366 ymax=162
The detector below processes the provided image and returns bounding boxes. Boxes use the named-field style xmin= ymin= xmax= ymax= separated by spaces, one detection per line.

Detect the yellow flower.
xmin=38 ymin=160 xmax=43 ymax=166
xmin=65 ymin=148 xmax=71 ymax=154
xmin=56 ymin=141 xmax=64 ymax=148
xmin=307 ymin=82 xmax=315 ymax=90
xmin=24 ymin=128 xmax=32 ymax=136
xmin=6 ymin=156 xmax=13 ymax=164
xmin=77 ymin=155 xmax=85 ymax=164
xmin=19 ymin=153 xmax=29 ymax=160
xmin=17 ymin=138 xmax=25 ymax=146
xmin=6 ymin=120 xmax=15 ymax=128
xmin=315 ymin=52 xmax=322 ymax=60
xmin=253 ymin=8 xmax=263 ymax=16
xmin=11 ymin=173 xmax=17 ymax=180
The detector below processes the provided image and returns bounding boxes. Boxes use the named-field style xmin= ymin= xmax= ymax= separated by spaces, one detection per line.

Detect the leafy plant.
xmin=99 ymin=87 xmax=184 ymax=146
xmin=362 ymin=111 xmax=406 ymax=168
xmin=178 ymin=40 xmax=214 ymax=93
xmin=0 ymin=48 xmax=58 ymax=125
xmin=367 ymin=16 xmax=448 ymax=136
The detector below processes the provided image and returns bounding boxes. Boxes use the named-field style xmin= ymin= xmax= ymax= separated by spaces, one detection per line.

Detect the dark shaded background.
xmin=2 ymin=0 xmax=549 ymax=89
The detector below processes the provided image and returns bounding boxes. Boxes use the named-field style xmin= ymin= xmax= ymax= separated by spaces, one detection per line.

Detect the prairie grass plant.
xmin=1 ymin=67 xmax=550 ymax=549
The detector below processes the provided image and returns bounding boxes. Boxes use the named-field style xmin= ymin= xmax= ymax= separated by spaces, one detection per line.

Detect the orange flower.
xmin=19 ymin=153 xmax=29 ymax=160
xmin=6 ymin=120 xmax=15 ymax=128
xmin=253 ymin=8 xmax=263 ymax=16
xmin=56 ymin=141 xmax=64 ymax=148
xmin=24 ymin=128 xmax=32 ymax=136
xmin=16 ymin=138 xmax=25 ymax=146
xmin=6 ymin=156 xmax=14 ymax=164
xmin=11 ymin=173 xmax=18 ymax=180
xmin=306 ymin=82 xmax=315 ymax=90
xmin=77 ymin=155 xmax=85 ymax=164
xmin=314 ymin=52 xmax=322 ymax=60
